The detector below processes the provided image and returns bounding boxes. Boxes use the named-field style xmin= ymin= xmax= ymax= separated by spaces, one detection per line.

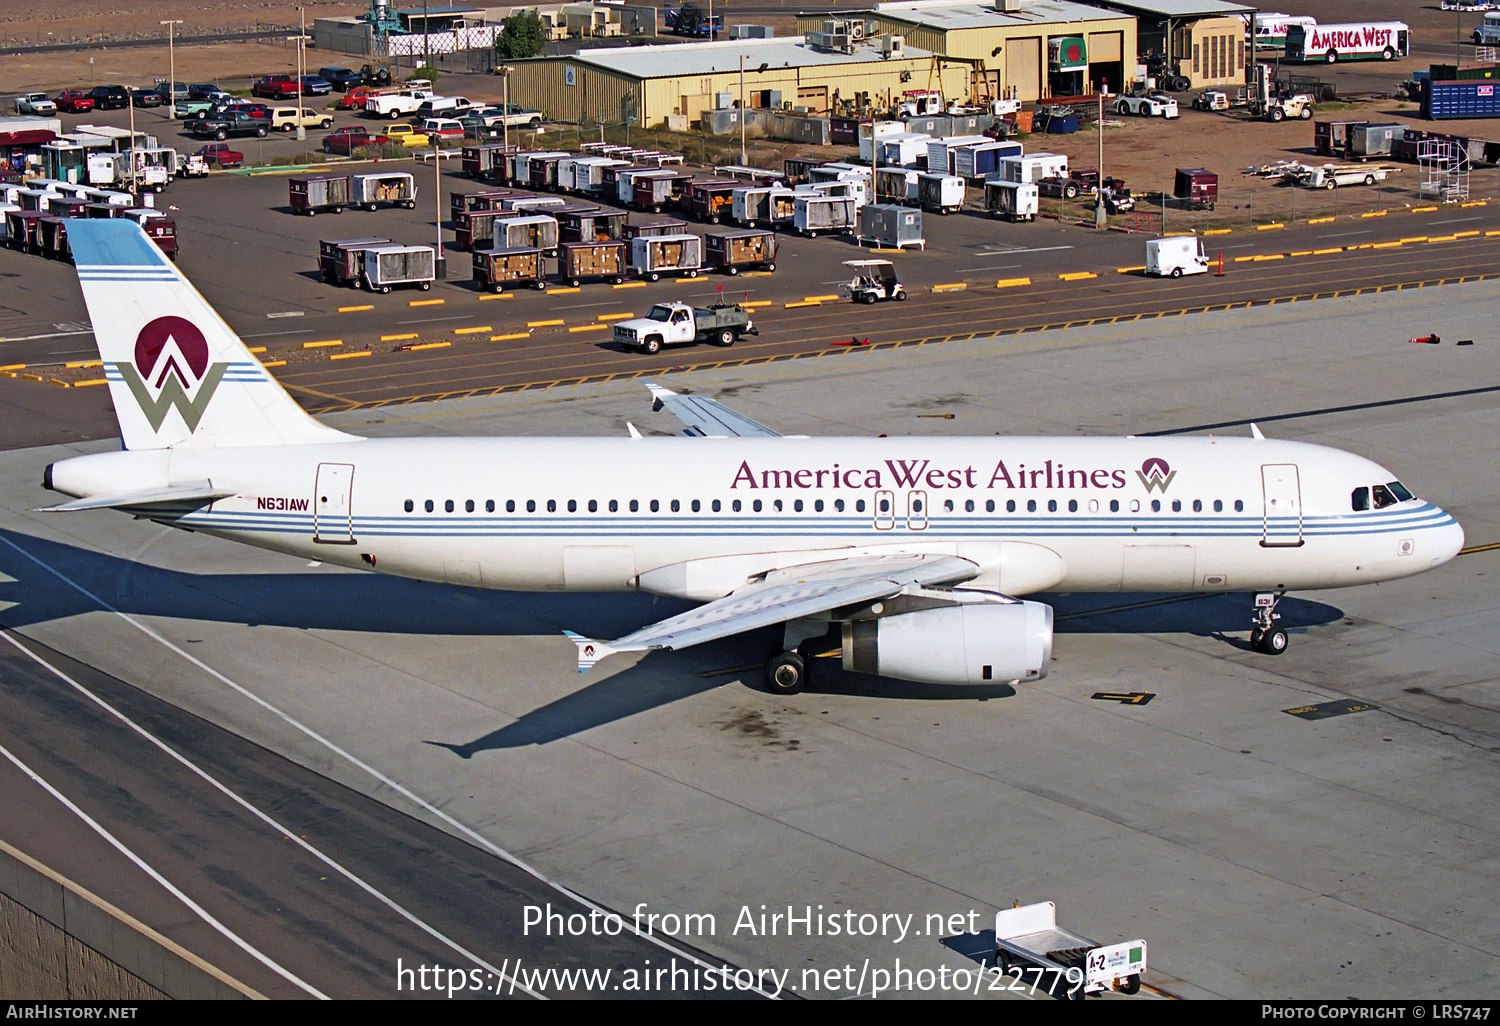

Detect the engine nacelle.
xmin=841 ymin=601 xmax=1053 ymax=685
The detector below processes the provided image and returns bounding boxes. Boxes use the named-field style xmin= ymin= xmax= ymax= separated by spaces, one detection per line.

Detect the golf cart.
xmin=841 ymin=259 xmax=907 ymax=304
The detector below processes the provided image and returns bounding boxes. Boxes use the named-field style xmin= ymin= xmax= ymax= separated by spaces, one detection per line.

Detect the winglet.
xmin=562 ymin=630 xmax=617 ymax=673
xmin=1250 ymin=423 xmax=1265 ymax=440
xmin=626 ymin=421 xmax=642 ymax=439
xmin=644 ymin=380 xmax=674 ymax=412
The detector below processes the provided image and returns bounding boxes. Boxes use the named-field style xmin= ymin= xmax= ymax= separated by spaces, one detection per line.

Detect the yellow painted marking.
xmin=527 ymin=319 xmax=565 ymax=327
xmin=64 ymin=360 xmax=103 ymax=369
xmin=330 ymin=350 xmax=372 ymax=360
xmin=22 ymin=374 xmax=44 ymax=381
xmin=0 ymin=364 xmax=24 ymax=372
xmin=338 ymin=304 xmax=374 ymax=312
xmin=1307 ymin=216 xmax=1335 ymax=224
xmin=247 ymin=347 xmax=267 ymax=354
xmin=1253 ymin=254 xmax=1285 ymax=261
xmin=1412 ymin=205 xmax=1438 ymax=212
xmin=381 ymin=332 xmax=419 ymax=341
xmin=408 ymin=298 xmax=445 ymax=307
xmin=568 ymin=324 xmax=608 ymax=333
xmin=1059 ymin=271 xmax=1096 ymax=281
xmin=1399 ymin=237 xmax=1428 ymax=244
xmin=930 ymin=283 xmax=967 ymax=292
xmin=258 ymin=358 xmax=286 ymax=367
xmin=453 ymin=326 xmax=492 ymax=335
xmin=409 ymin=341 xmax=451 ymax=351
xmin=742 ymin=300 xmax=773 ymax=308
xmin=490 ymin=332 xmax=530 ymax=341
xmin=1116 ymin=266 xmax=1145 ymax=273
xmin=1203 ymin=229 xmax=1232 ymax=236
xmin=1460 ymin=542 xmax=1500 ymax=555
xmin=597 ymin=312 xmax=634 ymax=321
xmin=1360 ymin=211 xmax=1388 ymax=218
xmin=1372 ymin=241 xmax=1402 ymax=249
xmin=1455 ymin=230 xmax=1481 ymax=238
xmin=995 ymin=277 xmax=1031 ymax=288
xmin=1233 ymin=255 xmax=1257 ymax=263
xmin=612 ymin=281 xmax=647 ymax=289
xmin=48 ymin=379 xmax=70 ymax=388
xmin=477 ymin=292 xmax=515 ymax=301
xmin=1312 ymin=248 xmax=1341 ymax=255
xmin=803 ymin=294 xmax=840 ymax=302
xmin=549 ymin=287 xmax=581 ymax=295
xmin=73 ymin=379 xmax=108 ymax=387
xmin=1289 ymin=250 xmax=1312 ymax=257
xmin=1256 ymin=222 xmax=1285 ymax=231
xmin=303 ymin=340 xmax=343 ymax=349
xmin=784 ymin=300 xmax=821 ymax=308
xmin=1461 ymin=200 xmax=1487 ymax=207
xmin=1486 ymin=229 xmax=1500 ymax=237
xmin=1427 ymin=234 xmax=1458 ymax=243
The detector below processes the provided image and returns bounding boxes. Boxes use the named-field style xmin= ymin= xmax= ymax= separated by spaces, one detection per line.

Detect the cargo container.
xmin=492 ymin=213 xmax=560 ymax=255
xmin=998 ymin=153 xmax=1069 ymax=185
xmin=527 ymin=153 xmax=567 ymax=190
xmin=0 ymin=203 xmax=18 ymax=241
xmin=622 ymin=218 xmax=687 ymax=242
xmin=558 ymin=207 xmax=626 ymax=244
xmin=131 ymin=213 xmax=178 ymax=258
xmin=793 ymin=193 xmax=856 ymax=235
xmin=916 ymin=173 xmax=965 ymax=214
xmin=558 ymin=239 xmax=627 ymax=286
xmin=363 ymin=243 xmax=436 ymax=292
xmin=1422 ymin=78 xmax=1500 ymax=120
xmin=984 ymin=179 xmax=1038 ymax=221
xmin=351 ymin=172 xmax=417 ymax=210
xmin=954 ymin=140 xmax=1023 ymax=181
xmin=630 ymin=233 xmax=702 ymax=280
xmin=809 ymin=162 xmax=872 ymax=185
xmin=461 ymin=142 xmax=511 ymax=180
xmin=289 ymin=174 xmax=352 ymax=216
xmin=568 ymin=157 xmax=628 ymax=194
xmin=857 ymin=203 xmax=924 ymax=250
xmin=632 ymin=171 xmax=692 ymax=212
xmin=7 ymin=209 xmax=46 ymax=251
xmin=16 ymin=189 xmax=57 ymax=213
xmin=732 ymin=186 xmax=796 ymax=227
xmin=450 ymin=189 xmax=514 ymax=225
xmin=47 ymin=197 xmax=88 ymax=220
xmin=604 ymin=164 xmax=652 ymax=199
xmin=688 ymin=179 xmax=739 ymax=223
xmin=782 ymin=156 xmax=820 ymax=185
xmin=83 ymin=201 xmax=124 ymax=218
xmin=704 ymin=229 xmax=777 ymax=274
xmin=454 ymin=208 xmax=509 ymax=250
xmin=471 ymin=245 xmax=547 ymax=292
xmin=319 ymin=236 xmax=390 ymax=287
xmin=1314 ymin=120 xmax=1369 ymax=158
xmin=514 ymin=151 xmax=567 ymax=187
xmin=1174 ymin=167 xmax=1218 ymax=209
xmin=927 ymin=135 xmax=991 ymax=175
xmin=1348 ymin=122 xmax=1405 ymax=158
xmin=874 ymin=167 xmax=920 ymax=205
xmin=877 ymin=133 xmax=931 ymax=168
xmin=617 ymin=167 xmax=668 ymax=206
xmin=502 ymin=195 xmax=568 ymax=215
xmin=38 ymin=216 xmax=72 ymax=261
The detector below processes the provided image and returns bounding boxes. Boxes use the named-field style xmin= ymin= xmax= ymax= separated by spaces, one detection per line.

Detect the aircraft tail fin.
xmin=68 ymin=220 xmax=358 ymax=451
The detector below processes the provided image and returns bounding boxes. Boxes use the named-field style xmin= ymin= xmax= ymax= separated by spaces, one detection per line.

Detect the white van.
xmin=1145 ymin=236 xmax=1209 ymax=278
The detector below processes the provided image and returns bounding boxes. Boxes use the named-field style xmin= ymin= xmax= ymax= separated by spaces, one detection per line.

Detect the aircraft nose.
xmin=1431 ymin=514 xmax=1465 ymax=568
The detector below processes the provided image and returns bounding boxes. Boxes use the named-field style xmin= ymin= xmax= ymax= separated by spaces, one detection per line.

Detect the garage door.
xmin=1087 ymin=31 xmax=1122 ymax=62
xmin=1006 ymin=36 xmax=1042 ymax=100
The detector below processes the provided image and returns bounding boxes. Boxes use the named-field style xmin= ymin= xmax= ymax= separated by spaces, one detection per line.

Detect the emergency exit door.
xmin=1261 ymin=463 xmax=1303 ymax=547
xmin=314 ymin=462 xmax=356 ymax=544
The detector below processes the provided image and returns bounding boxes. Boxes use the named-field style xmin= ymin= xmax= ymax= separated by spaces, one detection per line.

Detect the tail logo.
xmin=1136 ymin=457 xmax=1177 ymax=493
xmin=113 ymin=316 xmax=227 ymax=433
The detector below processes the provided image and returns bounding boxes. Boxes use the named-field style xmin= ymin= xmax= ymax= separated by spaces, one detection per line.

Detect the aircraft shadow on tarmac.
xmin=0 ymin=529 xmax=1344 ymax=751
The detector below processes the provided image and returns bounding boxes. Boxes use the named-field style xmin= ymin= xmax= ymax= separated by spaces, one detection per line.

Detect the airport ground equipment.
xmin=351 ymin=172 xmax=416 ymax=210
xmin=493 ymin=213 xmax=559 ymax=256
xmin=916 ymin=173 xmax=965 ymax=215
xmin=472 ymin=246 xmax=548 ymax=292
xmin=793 ymin=194 xmax=856 ymax=236
xmin=703 ymin=229 xmax=777 ymax=274
xmin=1174 ymin=167 xmax=1218 ymax=209
xmin=841 ymin=259 xmax=907 ymax=303
xmin=856 ymin=204 xmax=924 ymax=250
xmin=630 ymin=233 xmax=702 ymax=280
xmin=1295 ymin=163 xmax=1392 ymax=189
xmin=991 ymin=902 xmax=1147 ymax=1000
xmin=320 ymin=237 xmax=390 ymax=287
xmin=1145 ymin=236 xmax=1209 ymax=278
xmin=622 ymin=218 xmax=687 ymax=242
xmin=732 ymin=186 xmax=796 ymax=228
xmin=362 ymin=243 xmax=435 ymax=292
xmin=290 ymin=174 xmax=352 ymax=216
xmin=985 ymin=179 xmax=1038 ymax=221
xmin=612 ymin=302 xmax=756 ymax=354
xmin=558 ymin=240 xmax=627 ymax=287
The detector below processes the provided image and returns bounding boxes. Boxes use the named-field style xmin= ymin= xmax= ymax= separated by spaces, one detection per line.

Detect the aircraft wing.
xmin=35 ymin=480 xmax=234 ymax=513
xmin=563 ymin=552 xmax=979 ymax=671
xmin=645 ymin=381 xmax=781 ymax=438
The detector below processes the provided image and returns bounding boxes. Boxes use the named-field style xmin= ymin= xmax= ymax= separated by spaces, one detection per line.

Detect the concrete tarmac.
xmin=1 ymin=278 xmax=1496 ymax=998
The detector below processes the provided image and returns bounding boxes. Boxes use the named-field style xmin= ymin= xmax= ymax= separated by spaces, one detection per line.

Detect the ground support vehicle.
xmin=1115 ymin=93 xmax=1179 ymax=118
xmin=856 ymin=204 xmax=924 ymax=250
xmin=558 ymin=208 xmax=625 ymax=244
xmin=732 ymin=186 xmax=795 ymax=228
xmin=451 ymin=189 xmax=514 ymax=224
xmin=462 ymin=143 xmax=512 ymax=180
xmin=704 ymin=229 xmax=777 ymax=274
xmin=454 ymin=208 xmax=508 ymax=250
xmin=0 ymin=204 xmax=18 ymax=243
xmin=985 ymin=179 xmax=1038 ymax=221
xmin=875 ymin=168 xmax=920 ymax=205
xmin=1314 ymin=119 xmax=1369 ymax=158
xmin=916 ymin=173 xmax=965 ymax=215
xmin=472 ymin=245 xmax=548 ymax=292
xmin=502 ymin=195 xmax=567 ymax=215
xmin=178 ymin=153 xmax=211 ymax=178
xmin=1349 ymin=123 xmax=1406 ymax=160
xmin=632 ymin=171 xmax=692 ymax=213
xmin=7 ymin=210 xmax=46 ymax=252
xmin=688 ymin=179 xmax=738 ymax=223
xmin=621 ymin=219 xmax=687 ymax=243
xmin=122 ymin=210 xmax=177 ymax=259
xmin=319 ymin=237 xmax=390 ymax=287
xmin=954 ymin=140 xmax=1021 ymax=181
xmin=192 ymin=144 xmax=244 ymax=169
xmin=526 ymin=153 xmax=568 ymax=190
xmin=1287 ymin=22 xmax=1409 ymax=63
xmin=1296 ymin=164 xmax=1391 ymax=189
xmin=351 ymin=172 xmax=417 ymax=210
xmin=1145 ymin=236 xmax=1209 ymax=277
xmin=363 ymin=244 xmax=435 ymax=293
xmin=793 ymin=194 xmax=856 ymax=236
xmin=364 ymin=89 xmax=434 ymax=119
xmin=558 ymin=240 xmax=627 ymax=287
xmin=38 ymin=216 xmax=72 ymax=260
xmin=927 ymin=136 xmax=991 ymax=176
xmin=612 ymin=302 xmax=756 ymax=355
xmin=1192 ymin=89 xmax=1247 ymax=111
xmin=991 ymin=902 xmax=1146 ymax=1000
xmin=493 ymin=213 xmax=559 ymax=255
xmin=290 ymin=175 xmax=352 ymax=216
xmin=1174 ymin=167 xmax=1218 ymax=209
xmin=630 ymin=234 xmax=702 ymax=281
xmin=840 ymin=259 xmax=906 ymax=303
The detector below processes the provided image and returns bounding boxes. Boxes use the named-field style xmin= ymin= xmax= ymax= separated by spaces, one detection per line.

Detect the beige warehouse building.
xmin=799 ymin=0 xmax=1140 ymax=100
xmin=503 ymin=36 xmax=972 ymax=128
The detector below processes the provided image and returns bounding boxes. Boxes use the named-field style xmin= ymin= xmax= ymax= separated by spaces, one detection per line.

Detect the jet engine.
xmin=841 ymin=600 xmax=1052 ymax=685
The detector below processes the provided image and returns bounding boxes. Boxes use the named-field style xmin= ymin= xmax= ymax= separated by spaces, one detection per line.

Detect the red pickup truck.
xmin=323 ymin=126 xmax=388 ymax=155
xmin=54 ymin=90 xmax=96 ymax=114
xmin=252 ymin=75 xmax=302 ymax=100
xmin=193 ymin=142 xmax=245 ymax=168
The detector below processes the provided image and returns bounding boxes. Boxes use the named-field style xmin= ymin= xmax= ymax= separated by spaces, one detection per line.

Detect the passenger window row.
xmin=400 ymin=497 xmax=1248 ymax=515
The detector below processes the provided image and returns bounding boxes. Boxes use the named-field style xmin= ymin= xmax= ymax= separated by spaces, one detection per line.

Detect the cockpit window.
xmin=1388 ymin=480 xmax=1413 ymax=502
xmin=1372 ymin=484 xmax=1398 ymax=509
xmin=1351 ymin=487 xmax=1369 ymax=511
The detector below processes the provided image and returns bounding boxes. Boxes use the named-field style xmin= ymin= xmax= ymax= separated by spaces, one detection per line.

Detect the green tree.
xmin=412 ymin=64 xmax=441 ymax=85
xmin=495 ymin=9 xmax=547 ymax=59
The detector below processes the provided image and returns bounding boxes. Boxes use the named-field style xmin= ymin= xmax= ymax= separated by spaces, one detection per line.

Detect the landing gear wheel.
xmin=1258 ymin=627 xmax=1289 ymax=655
xmin=765 ymin=651 xmax=806 ymax=695
xmin=1250 ymin=592 xmax=1287 ymax=654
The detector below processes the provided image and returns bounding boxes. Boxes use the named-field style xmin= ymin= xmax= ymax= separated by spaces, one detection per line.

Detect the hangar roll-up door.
xmin=1088 ymin=30 xmax=1124 ymax=93
xmin=1006 ymin=36 xmax=1042 ymax=100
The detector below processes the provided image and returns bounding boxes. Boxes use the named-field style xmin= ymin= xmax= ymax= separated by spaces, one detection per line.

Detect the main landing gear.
xmin=1250 ymin=592 xmax=1289 ymax=655
xmin=764 ymin=619 xmax=828 ymax=695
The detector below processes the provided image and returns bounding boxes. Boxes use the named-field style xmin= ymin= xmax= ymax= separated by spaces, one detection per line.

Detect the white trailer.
xmin=793 ymin=194 xmax=856 ymax=236
xmin=795 ymin=179 xmax=867 ymax=208
xmin=992 ymin=902 xmax=1147 ymax=1000
xmin=1145 ymin=235 xmax=1209 ymax=277
xmin=984 ymin=179 xmax=1038 ymax=221
xmin=998 ymin=152 xmax=1069 ymax=185
xmin=630 ymin=233 xmax=703 ymax=280
xmin=362 ymin=243 xmax=436 ymax=293
xmin=926 ymin=135 xmax=991 ymax=175
xmin=351 ymin=172 xmax=417 ymax=210
xmin=732 ymin=186 xmax=796 ymax=228
xmin=502 ymin=195 xmax=567 ymax=214
xmin=916 ymin=173 xmax=965 ymax=214
xmin=617 ymin=168 xmax=671 ymax=206
xmin=877 ymin=133 xmax=932 ymax=168
xmin=1298 ymin=164 xmax=1391 ymax=189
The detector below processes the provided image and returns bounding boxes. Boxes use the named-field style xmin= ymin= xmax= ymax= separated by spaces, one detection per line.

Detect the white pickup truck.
xmin=1298 ymin=164 xmax=1391 ymax=189
xmin=364 ymin=88 xmax=435 ymax=119
xmin=612 ymin=302 xmax=757 ymax=355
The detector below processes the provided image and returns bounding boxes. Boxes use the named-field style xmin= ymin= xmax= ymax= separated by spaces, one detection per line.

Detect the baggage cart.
xmin=857 ymin=204 xmax=924 ymax=250
xmin=472 ymin=245 xmax=547 ymax=292
xmin=703 ymin=229 xmax=777 ymax=275
xmin=493 ymin=213 xmax=560 ymax=255
xmin=793 ymin=194 xmax=855 ymax=236
xmin=558 ymin=208 xmax=626 ymax=244
xmin=558 ymin=239 xmax=627 ymax=286
xmin=513 ymin=151 xmax=567 ymax=187
xmin=604 ymin=164 xmax=652 ymax=200
xmin=455 ymin=208 xmax=510 ymax=250
xmin=451 ymin=189 xmax=515 ymax=225
xmin=0 ymin=202 xmax=18 ymax=242
xmin=38 ymin=216 xmax=73 ymax=261
xmin=568 ymin=157 xmax=627 ymax=194
xmin=138 ymin=215 xmax=178 ymax=259
xmin=351 ymin=172 xmax=416 ymax=211
xmin=630 ymin=233 xmax=702 ymax=280
xmin=622 ymin=218 xmax=687 ymax=242
xmin=1173 ymin=167 xmax=1218 ymax=210
xmin=7 ymin=209 xmax=46 ymax=252
xmin=916 ymin=173 xmax=965 ymax=215
xmin=1348 ymin=123 xmax=1405 ymax=160
xmin=992 ymin=902 xmax=1146 ymax=1000
xmin=731 ymin=186 xmax=796 ymax=227
xmin=83 ymin=202 xmax=124 ymax=218
xmin=289 ymin=174 xmax=352 ymax=216
xmin=631 ymin=171 xmax=691 ymax=212
xmin=688 ymin=179 xmax=739 ymax=223
xmin=461 ymin=142 xmax=511 ymax=181
xmin=875 ymin=167 xmax=920 ymax=205
xmin=501 ymin=195 xmax=567 ymax=215
xmin=985 ymin=179 xmax=1038 ymax=221
xmin=319 ymin=236 xmax=391 ymax=287
xmin=363 ymin=243 xmax=436 ymax=293
xmin=781 ymin=156 xmax=819 ymax=185
xmin=527 ymin=153 xmax=566 ymax=191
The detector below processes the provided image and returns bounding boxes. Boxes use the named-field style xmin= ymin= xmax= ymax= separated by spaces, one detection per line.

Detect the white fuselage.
xmin=48 ymin=434 xmax=1465 ymax=601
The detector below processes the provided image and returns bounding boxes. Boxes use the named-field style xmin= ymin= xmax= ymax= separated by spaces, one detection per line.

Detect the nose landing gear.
xmin=1250 ymin=592 xmax=1289 ymax=655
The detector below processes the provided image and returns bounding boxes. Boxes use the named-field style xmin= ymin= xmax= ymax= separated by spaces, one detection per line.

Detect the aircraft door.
xmin=314 ymin=462 xmax=356 ymax=544
xmin=906 ymin=490 xmax=928 ymax=530
xmin=874 ymin=490 xmax=895 ymax=530
xmin=1260 ymin=463 xmax=1303 ymax=547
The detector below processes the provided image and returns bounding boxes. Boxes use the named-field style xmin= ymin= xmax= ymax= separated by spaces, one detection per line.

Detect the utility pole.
xmin=434 ymin=139 xmax=445 ymax=278
xmin=1094 ymin=92 xmax=1106 ymax=227
xmin=501 ymin=65 xmax=512 ymax=157
xmin=128 ymin=95 xmax=138 ymax=200
xmin=160 ymin=20 xmax=183 ymax=120
xmin=294 ymin=7 xmax=309 ymax=142
xmin=739 ymin=53 xmax=746 ymax=165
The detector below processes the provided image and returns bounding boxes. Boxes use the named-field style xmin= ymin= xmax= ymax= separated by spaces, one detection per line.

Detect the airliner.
xmin=38 ymin=222 xmax=1465 ymax=694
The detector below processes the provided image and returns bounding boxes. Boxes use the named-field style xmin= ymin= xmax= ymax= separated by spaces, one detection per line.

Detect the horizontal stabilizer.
xmin=35 ymin=480 xmax=233 ymax=513
xmin=562 ymin=630 xmax=632 ymax=674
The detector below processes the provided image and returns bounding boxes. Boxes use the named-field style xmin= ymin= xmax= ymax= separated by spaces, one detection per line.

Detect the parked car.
xmin=188 ymin=83 xmax=232 ymax=101
xmin=131 ymin=88 xmax=164 ymax=108
xmin=323 ymin=126 xmax=388 ymax=154
xmin=299 ymin=75 xmax=333 ymax=96
xmin=416 ymin=118 xmax=466 ymax=143
xmin=359 ymin=64 xmax=393 ymax=87
xmin=252 ymin=75 xmax=301 ymax=100
xmin=382 ymin=124 xmax=429 ymax=148
xmin=337 ymin=85 xmax=388 ymax=111
xmin=86 ymin=86 xmax=131 ymax=110
xmin=191 ymin=111 xmax=271 ymax=139
xmin=269 ymin=106 xmax=334 ymax=132
xmin=319 ymin=67 xmax=364 ymax=92
xmin=15 ymin=93 xmax=57 ymax=116
xmin=193 ymin=143 xmax=244 ymax=168
xmin=415 ymin=96 xmax=479 ymax=119
xmin=53 ymin=90 xmax=95 ymax=114
xmin=154 ymin=81 xmax=190 ymax=103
